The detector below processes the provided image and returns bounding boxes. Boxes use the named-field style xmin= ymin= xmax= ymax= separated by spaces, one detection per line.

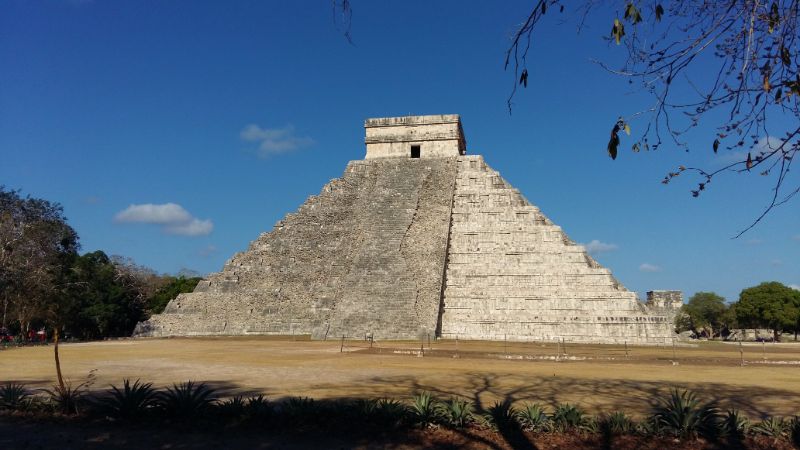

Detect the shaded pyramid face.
xmin=135 ymin=116 xmax=681 ymax=344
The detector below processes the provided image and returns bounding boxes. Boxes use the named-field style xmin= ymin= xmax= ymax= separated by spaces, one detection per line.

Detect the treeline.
xmin=0 ymin=187 xmax=200 ymax=340
xmin=677 ymin=284 xmax=800 ymax=341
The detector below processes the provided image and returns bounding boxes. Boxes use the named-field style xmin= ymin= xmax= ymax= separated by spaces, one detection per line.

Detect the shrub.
xmin=599 ymin=410 xmax=635 ymax=435
xmin=100 ymin=379 xmax=158 ymax=421
xmin=216 ymin=395 xmax=247 ymax=419
xmin=484 ymin=400 xmax=518 ymax=431
xmin=244 ymin=394 xmax=273 ymax=422
xmin=439 ymin=397 xmax=473 ymax=429
xmin=651 ymin=388 xmax=721 ymax=439
xmin=518 ymin=403 xmax=550 ymax=432
xmin=552 ymin=403 xmax=589 ymax=432
xmin=751 ymin=416 xmax=788 ymax=438
xmin=410 ymin=391 xmax=439 ymax=427
xmin=790 ymin=416 xmax=800 ymax=447
xmin=372 ymin=398 xmax=409 ymax=429
xmin=160 ymin=381 xmax=217 ymax=420
xmin=721 ymin=409 xmax=750 ymax=437
xmin=0 ymin=383 xmax=31 ymax=411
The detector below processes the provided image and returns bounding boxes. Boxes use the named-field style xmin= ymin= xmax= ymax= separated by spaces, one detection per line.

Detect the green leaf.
xmin=623 ymin=124 xmax=631 ymax=135
xmin=712 ymin=139 xmax=720 ymax=154
xmin=611 ymin=19 xmax=625 ymax=45
xmin=624 ymin=3 xmax=642 ymax=24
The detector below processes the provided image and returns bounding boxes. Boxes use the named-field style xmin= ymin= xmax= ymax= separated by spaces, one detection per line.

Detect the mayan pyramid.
xmin=135 ymin=115 xmax=682 ymax=344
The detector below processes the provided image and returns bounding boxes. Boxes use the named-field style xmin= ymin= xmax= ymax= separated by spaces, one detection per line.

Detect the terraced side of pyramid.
xmin=134 ymin=157 xmax=458 ymax=339
xmin=439 ymin=156 xmax=678 ymax=344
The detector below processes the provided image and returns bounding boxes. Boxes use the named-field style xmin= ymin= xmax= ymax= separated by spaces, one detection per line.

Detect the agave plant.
xmin=517 ymin=403 xmax=550 ymax=432
xmin=216 ymin=395 xmax=246 ymax=419
xmin=100 ymin=379 xmax=158 ymax=420
xmin=410 ymin=391 xmax=439 ymax=427
xmin=244 ymin=394 xmax=273 ymax=421
xmin=0 ymin=383 xmax=31 ymax=411
xmin=484 ymin=400 xmax=519 ymax=431
xmin=790 ymin=416 xmax=800 ymax=447
xmin=751 ymin=416 xmax=788 ymax=438
xmin=721 ymin=409 xmax=750 ymax=437
xmin=651 ymin=388 xmax=721 ymax=439
xmin=160 ymin=381 xmax=217 ymax=420
xmin=372 ymin=398 xmax=409 ymax=428
xmin=599 ymin=410 xmax=635 ymax=434
xmin=438 ymin=397 xmax=473 ymax=428
xmin=44 ymin=382 xmax=91 ymax=415
xmin=552 ymin=403 xmax=588 ymax=432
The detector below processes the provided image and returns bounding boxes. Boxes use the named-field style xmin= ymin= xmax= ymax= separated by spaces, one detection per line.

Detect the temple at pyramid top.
xmin=364 ymin=114 xmax=467 ymax=159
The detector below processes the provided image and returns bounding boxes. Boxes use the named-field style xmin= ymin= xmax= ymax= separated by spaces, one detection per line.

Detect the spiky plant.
xmin=100 ymin=379 xmax=158 ymax=421
xmin=552 ymin=403 xmax=589 ymax=432
xmin=438 ymin=397 xmax=473 ymax=429
xmin=0 ymin=383 xmax=31 ymax=411
xmin=44 ymin=382 xmax=89 ymax=415
xmin=160 ymin=381 xmax=217 ymax=421
xmin=244 ymin=395 xmax=272 ymax=422
xmin=651 ymin=388 xmax=721 ymax=439
xmin=372 ymin=398 xmax=409 ymax=429
xmin=790 ymin=416 xmax=800 ymax=447
xmin=721 ymin=409 xmax=750 ymax=437
xmin=600 ymin=411 xmax=636 ymax=434
xmin=751 ymin=416 xmax=788 ymax=438
xmin=518 ymin=403 xmax=550 ymax=432
xmin=484 ymin=400 xmax=519 ymax=431
xmin=216 ymin=395 xmax=246 ymax=419
xmin=410 ymin=391 xmax=439 ymax=427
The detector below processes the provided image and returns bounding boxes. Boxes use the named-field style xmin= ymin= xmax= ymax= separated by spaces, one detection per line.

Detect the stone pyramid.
xmin=135 ymin=115 xmax=681 ymax=344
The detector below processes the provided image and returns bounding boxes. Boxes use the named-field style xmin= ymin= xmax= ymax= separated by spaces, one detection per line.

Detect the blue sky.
xmin=1 ymin=1 xmax=797 ymax=303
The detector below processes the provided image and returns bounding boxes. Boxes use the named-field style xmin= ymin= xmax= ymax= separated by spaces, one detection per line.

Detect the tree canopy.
xmin=735 ymin=281 xmax=800 ymax=339
xmin=680 ymin=292 xmax=730 ymax=338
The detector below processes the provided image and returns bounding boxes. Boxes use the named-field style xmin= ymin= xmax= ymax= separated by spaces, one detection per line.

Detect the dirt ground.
xmin=2 ymin=337 xmax=799 ymax=417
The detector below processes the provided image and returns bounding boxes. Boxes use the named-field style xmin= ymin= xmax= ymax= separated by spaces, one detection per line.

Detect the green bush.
xmin=160 ymin=381 xmax=217 ymax=420
xmin=651 ymin=388 xmax=721 ymax=439
xmin=0 ymin=383 xmax=31 ymax=411
xmin=100 ymin=379 xmax=158 ymax=421
xmin=410 ymin=391 xmax=439 ymax=426
xmin=484 ymin=400 xmax=518 ymax=431
xmin=518 ymin=403 xmax=550 ymax=432
xmin=751 ymin=416 xmax=788 ymax=438
xmin=721 ymin=409 xmax=750 ymax=437
xmin=599 ymin=410 xmax=636 ymax=434
xmin=438 ymin=397 xmax=473 ymax=429
xmin=244 ymin=394 xmax=273 ymax=422
xmin=372 ymin=398 xmax=409 ymax=429
xmin=552 ymin=403 xmax=589 ymax=432
xmin=216 ymin=395 xmax=247 ymax=419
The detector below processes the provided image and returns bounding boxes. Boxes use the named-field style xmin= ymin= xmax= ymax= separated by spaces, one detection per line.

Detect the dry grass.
xmin=2 ymin=337 xmax=799 ymax=418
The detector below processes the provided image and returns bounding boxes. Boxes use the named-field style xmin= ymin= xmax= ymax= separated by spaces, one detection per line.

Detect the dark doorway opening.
xmin=411 ymin=145 xmax=421 ymax=158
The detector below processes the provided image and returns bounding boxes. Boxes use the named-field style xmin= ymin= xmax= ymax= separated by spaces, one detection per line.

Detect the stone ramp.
xmin=439 ymin=156 xmax=676 ymax=344
xmin=135 ymin=158 xmax=457 ymax=340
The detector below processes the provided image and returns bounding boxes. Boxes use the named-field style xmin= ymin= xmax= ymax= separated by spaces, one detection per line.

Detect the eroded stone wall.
xmin=135 ymin=157 xmax=458 ymax=339
xmin=439 ymin=156 xmax=679 ymax=344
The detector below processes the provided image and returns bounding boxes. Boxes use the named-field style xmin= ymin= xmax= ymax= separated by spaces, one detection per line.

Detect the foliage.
xmin=751 ymin=416 xmax=789 ymax=438
xmin=244 ymin=394 xmax=273 ymax=421
xmin=681 ymin=292 xmax=729 ymax=338
xmin=410 ymin=391 xmax=439 ymax=426
xmin=518 ymin=402 xmax=551 ymax=432
xmin=722 ymin=409 xmax=750 ymax=437
xmin=100 ymin=379 xmax=159 ymax=420
xmin=484 ymin=400 xmax=519 ymax=431
xmin=160 ymin=381 xmax=217 ymax=420
xmin=599 ymin=410 xmax=636 ymax=435
xmin=44 ymin=382 xmax=89 ymax=415
xmin=651 ymin=388 xmax=721 ymax=439
xmin=551 ymin=403 xmax=589 ymax=432
xmin=0 ymin=382 xmax=31 ymax=411
xmin=438 ymin=397 xmax=473 ymax=429
xmin=147 ymin=276 xmax=202 ymax=315
xmin=371 ymin=398 xmax=409 ymax=429
xmin=500 ymin=2 xmax=800 ymax=232
xmin=735 ymin=282 xmax=800 ymax=339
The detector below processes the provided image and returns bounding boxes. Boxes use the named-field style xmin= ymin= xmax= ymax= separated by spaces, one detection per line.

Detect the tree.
xmin=147 ymin=275 xmax=202 ymax=315
xmin=335 ymin=1 xmax=799 ymax=234
xmin=681 ymin=292 xmax=729 ymax=338
xmin=0 ymin=186 xmax=80 ymax=389
xmin=735 ymin=281 xmax=800 ymax=340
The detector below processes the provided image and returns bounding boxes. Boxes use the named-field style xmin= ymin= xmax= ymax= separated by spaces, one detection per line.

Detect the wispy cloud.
xmin=198 ymin=245 xmax=218 ymax=257
xmin=790 ymin=284 xmax=800 ymax=291
xmin=715 ymin=136 xmax=784 ymax=165
xmin=240 ymin=124 xmax=314 ymax=158
xmin=114 ymin=203 xmax=213 ymax=236
xmin=583 ymin=240 xmax=618 ymax=255
xmin=639 ymin=263 xmax=662 ymax=273
xmin=770 ymin=259 xmax=783 ymax=267
xmin=793 ymin=235 xmax=800 ymax=241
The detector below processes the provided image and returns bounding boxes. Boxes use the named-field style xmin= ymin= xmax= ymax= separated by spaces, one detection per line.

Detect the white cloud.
xmin=790 ymin=284 xmax=800 ymax=291
xmin=583 ymin=240 xmax=618 ymax=255
xmin=793 ymin=235 xmax=800 ymax=241
xmin=114 ymin=203 xmax=212 ymax=237
xmin=639 ymin=263 xmax=662 ymax=273
xmin=240 ymin=124 xmax=314 ymax=157
xmin=198 ymin=245 xmax=217 ymax=257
